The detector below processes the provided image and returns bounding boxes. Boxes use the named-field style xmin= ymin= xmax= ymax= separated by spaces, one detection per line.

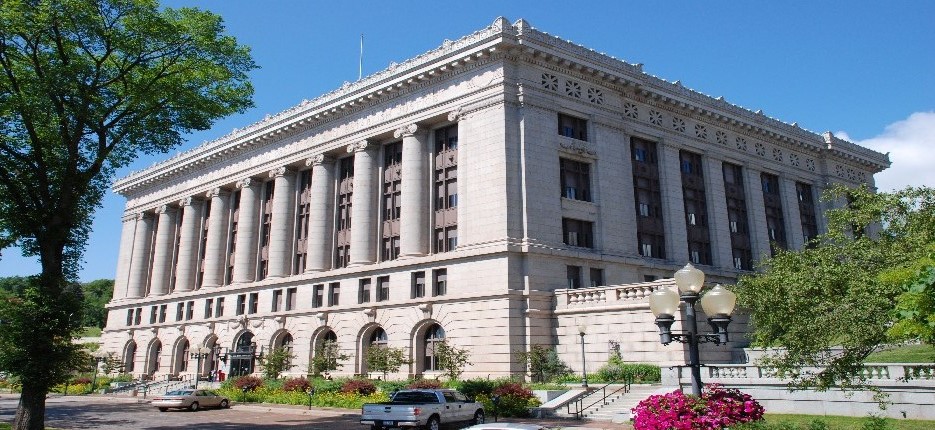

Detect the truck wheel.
xmin=473 ymin=409 xmax=486 ymax=424
xmin=370 ymin=426 xmax=382 ymax=430
xmin=425 ymin=416 xmax=440 ymax=430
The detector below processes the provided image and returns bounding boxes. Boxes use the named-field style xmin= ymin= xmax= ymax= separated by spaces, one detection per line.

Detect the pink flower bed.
xmin=632 ymin=384 xmax=765 ymax=430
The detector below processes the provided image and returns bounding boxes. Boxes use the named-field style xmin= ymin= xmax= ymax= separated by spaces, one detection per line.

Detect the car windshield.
xmin=165 ymin=390 xmax=193 ymax=396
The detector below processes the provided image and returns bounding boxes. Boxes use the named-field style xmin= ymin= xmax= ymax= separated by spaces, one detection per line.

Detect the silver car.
xmin=151 ymin=389 xmax=230 ymax=412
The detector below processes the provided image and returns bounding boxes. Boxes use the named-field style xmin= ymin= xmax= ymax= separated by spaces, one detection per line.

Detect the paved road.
xmin=0 ymin=395 xmax=633 ymax=430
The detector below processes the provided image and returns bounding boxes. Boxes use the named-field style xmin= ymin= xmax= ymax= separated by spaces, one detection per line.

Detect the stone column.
xmin=396 ymin=124 xmax=429 ymax=257
xmin=348 ymin=140 xmax=378 ymax=266
xmin=659 ymin=143 xmax=689 ymax=263
xmin=126 ymin=213 xmax=154 ymax=298
xmin=173 ymin=197 xmax=203 ymax=292
xmin=267 ymin=167 xmax=296 ymax=278
xmin=305 ymin=154 xmax=336 ymax=272
xmin=201 ymin=188 xmax=230 ymax=288
xmin=704 ymin=157 xmax=734 ymax=269
xmin=148 ymin=205 xmax=178 ymax=296
xmin=744 ymin=167 xmax=772 ymax=263
xmin=233 ymin=177 xmax=261 ymax=284
xmin=112 ymin=212 xmax=137 ymax=300
xmin=780 ymin=176 xmax=805 ymax=250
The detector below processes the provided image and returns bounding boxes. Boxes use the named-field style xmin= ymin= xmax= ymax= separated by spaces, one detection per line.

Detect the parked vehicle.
xmin=360 ymin=389 xmax=485 ymax=430
xmin=462 ymin=425 xmax=551 ymax=430
xmin=151 ymin=389 xmax=230 ymax=412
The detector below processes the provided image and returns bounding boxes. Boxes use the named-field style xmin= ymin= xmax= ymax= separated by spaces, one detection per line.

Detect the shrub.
xmin=71 ymin=376 xmax=93 ymax=385
xmin=282 ymin=377 xmax=311 ymax=393
xmin=596 ymin=356 xmax=661 ymax=383
xmin=406 ymin=379 xmax=443 ymax=389
xmin=516 ymin=345 xmax=572 ymax=383
xmin=458 ymin=378 xmax=497 ymax=399
xmin=632 ymin=384 xmax=764 ymax=430
xmin=341 ymin=378 xmax=377 ymax=396
xmin=484 ymin=382 xmax=539 ymax=418
xmin=232 ymin=375 xmax=264 ymax=392
xmin=311 ymin=376 xmax=346 ymax=393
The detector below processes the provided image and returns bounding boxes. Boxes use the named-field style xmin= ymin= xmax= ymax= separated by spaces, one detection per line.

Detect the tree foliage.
xmin=737 ymin=185 xmax=935 ymax=391
xmin=259 ymin=346 xmax=294 ymax=379
xmin=435 ymin=340 xmax=471 ymax=381
xmin=310 ymin=340 xmax=348 ymax=378
xmin=0 ymin=1 xmax=255 ymax=428
xmin=365 ymin=344 xmax=410 ymax=380
xmin=80 ymin=279 xmax=113 ymax=328
xmin=516 ymin=344 xmax=571 ymax=383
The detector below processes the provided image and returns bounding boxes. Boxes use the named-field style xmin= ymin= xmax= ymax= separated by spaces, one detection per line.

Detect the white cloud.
xmin=846 ymin=111 xmax=935 ymax=192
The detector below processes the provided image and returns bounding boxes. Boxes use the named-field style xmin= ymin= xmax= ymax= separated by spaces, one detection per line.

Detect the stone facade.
xmin=100 ymin=17 xmax=889 ymax=381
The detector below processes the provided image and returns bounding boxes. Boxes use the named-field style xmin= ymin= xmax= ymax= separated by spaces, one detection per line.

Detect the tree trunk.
xmin=13 ymin=384 xmax=47 ymax=430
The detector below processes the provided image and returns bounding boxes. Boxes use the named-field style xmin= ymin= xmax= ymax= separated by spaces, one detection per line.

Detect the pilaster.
xmin=112 ymin=213 xmax=138 ymax=301
xmin=703 ymin=157 xmax=733 ymax=270
xmin=659 ymin=143 xmax=689 ymax=263
xmin=744 ymin=167 xmax=771 ymax=263
xmin=780 ymin=176 xmax=805 ymax=250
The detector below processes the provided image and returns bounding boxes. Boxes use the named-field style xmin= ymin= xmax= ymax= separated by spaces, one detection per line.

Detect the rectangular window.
xmin=248 ymin=293 xmax=259 ymax=314
xmin=328 ymin=283 xmax=340 ymax=307
xmin=159 ymin=304 xmax=167 ymax=323
xmin=272 ymin=289 xmax=283 ymax=312
xmin=149 ymin=306 xmax=157 ymax=324
xmin=567 ymin=265 xmax=582 ymax=289
xmin=761 ymin=173 xmax=787 ymax=255
xmin=560 ymin=158 xmax=591 ymax=202
xmin=216 ymin=297 xmax=225 ymax=317
xmin=312 ymin=284 xmax=324 ymax=308
xmin=204 ymin=298 xmax=214 ymax=319
xmin=723 ymin=162 xmax=753 ymax=270
xmin=680 ymin=151 xmax=711 ymax=265
xmin=412 ymin=271 xmax=426 ymax=298
xmin=434 ymin=125 xmax=458 ymax=255
xmin=631 ymin=137 xmax=665 ymax=259
xmin=258 ymin=180 xmax=274 ymax=280
xmin=558 ymin=113 xmax=588 ymax=141
xmin=294 ymin=170 xmax=312 ymax=274
xmin=196 ymin=200 xmax=211 ymax=288
xmin=358 ymin=278 xmax=371 ymax=304
xmin=796 ymin=182 xmax=819 ymax=244
xmin=286 ymin=287 xmax=297 ymax=311
xmin=589 ymin=268 xmax=604 ymax=288
xmin=224 ymin=190 xmax=241 ymax=285
xmin=644 ymin=275 xmax=658 ymax=282
xmin=127 ymin=309 xmax=134 ymax=326
xmin=433 ymin=269 xmax=447 ymax=296
xmin=184 ymin=301 xmax=194 ymax=321
xmin=638 ymin=232 xmax=666 ymax=259
xmin=377 ymin=276 xmax=390 ymax=302
xmin=562 ymin=218 xmax=594 ymax=248
xmin=334 ymin=157 xmax=354 ymax=268
xmin=176 ymin=303 xmax=184 ymax=321
xmin=382 ymin=142 xmax=403 ymax=262
xmin=134 ymin=307 xmax=142 ymax=325
xmin=236 ymin=294 xmax=246 ymax=316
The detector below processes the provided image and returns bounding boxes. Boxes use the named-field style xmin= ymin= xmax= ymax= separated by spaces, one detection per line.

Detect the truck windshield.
xmin=392 ymin=392 xmax=440 ymax=403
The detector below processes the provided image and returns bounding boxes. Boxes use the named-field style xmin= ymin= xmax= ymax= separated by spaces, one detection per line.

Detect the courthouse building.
xmin=100 ymin=18 xmax=889 ymax=380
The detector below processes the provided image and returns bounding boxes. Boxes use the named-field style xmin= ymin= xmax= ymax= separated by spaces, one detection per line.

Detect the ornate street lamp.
xmin=578 ymin=323 xmax=588 ymax=388
xmin=190 ymin=346 xmax=212 ymax=389
xmin=89 ymin=350 xmax=109 ymax=394
xmin=648 ymin=263 xmax=737 ymax=396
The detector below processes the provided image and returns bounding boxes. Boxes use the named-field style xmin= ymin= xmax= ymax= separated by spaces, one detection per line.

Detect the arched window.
xmin=324 ymin=330 xmax=337 ymax=343
xmin=276 ymin=333 xmax=294 ymax=367
xmin=230 ymin=331 xmax=255 ymax=377
xmin=124 ymin=341 xmax=137 ymax=373
xmin=148 ymin=340 xmax=162 ymax=375
xmin=370 ymin=328 xmax=388 ymax=347
xmin=423 ymin=324 xmax=445 ymax=371
xmin=177 ymin=339 xmax=190 ymax=373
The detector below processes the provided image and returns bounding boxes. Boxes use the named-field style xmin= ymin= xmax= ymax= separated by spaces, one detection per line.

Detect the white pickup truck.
xmin=360 ymin=388 xmax=485 ymax=430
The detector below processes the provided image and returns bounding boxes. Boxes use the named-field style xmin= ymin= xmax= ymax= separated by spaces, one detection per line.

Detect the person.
xmin=217 ymin=369 xmax=225 ymax=382
xmin=209 ymin=369 xmax=216 ymax=382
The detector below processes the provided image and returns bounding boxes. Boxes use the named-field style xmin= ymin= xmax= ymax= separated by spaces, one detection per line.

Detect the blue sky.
xmin=1 ymin=1 xmax=933 ymax=281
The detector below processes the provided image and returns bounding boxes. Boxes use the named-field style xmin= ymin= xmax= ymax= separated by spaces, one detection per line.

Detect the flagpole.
xmin=359 ymin=33 xmax=363 ymax=81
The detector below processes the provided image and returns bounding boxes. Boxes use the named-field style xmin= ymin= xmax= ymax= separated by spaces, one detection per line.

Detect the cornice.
xmin=114 ymin=16 xmax=888 ymax=196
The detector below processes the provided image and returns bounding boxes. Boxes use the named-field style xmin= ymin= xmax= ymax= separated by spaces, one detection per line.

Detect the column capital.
xmin=155 ymin=204 xmax=176 ymax=215
xmin=205 ymin=187 xmax=229 ymax=199
xmin=178 ymin=196 xmax=203 ymax=207
xmin=393 ymin=123 xmax=424 ymax=139
xmin=121 ymin=212 xmax=137 ymax=223
xmin=306 ymin=154 xmax=334 ymax=167
xmin=136 ymin=212 xmax=153 ymax=221
xmin=346 ymin=139 xmax=373 ymax=153
xmin=269 ymin=166 xmax=294 ymax=178
xmin=448 ymin=107 xmax=466 ymax=122
xmin=237 ymin=177 xmax=257 ymax=189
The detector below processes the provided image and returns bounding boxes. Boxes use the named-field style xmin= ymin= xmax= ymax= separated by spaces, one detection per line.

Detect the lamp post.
xmin=89 ymin=350 xmax=109 ymax=394
xmin=190 ymin=346 xmax=212 ymax=389
xmin=648 ymin=263 xmax=737 ymax=397
xmin=577 ymin=323 xmax=588 ymax=388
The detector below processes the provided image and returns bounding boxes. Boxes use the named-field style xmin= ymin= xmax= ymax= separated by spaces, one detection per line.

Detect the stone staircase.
xmin=580 ymin=384 xmax=664 ymax=423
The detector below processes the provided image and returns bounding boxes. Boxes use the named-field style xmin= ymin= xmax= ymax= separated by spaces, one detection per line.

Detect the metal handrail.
xmin=567 ymin=377 xmax=633 ymax=419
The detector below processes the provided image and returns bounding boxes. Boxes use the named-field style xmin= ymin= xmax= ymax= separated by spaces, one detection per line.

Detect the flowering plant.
xmin=632 ymin=384 xmax=764 ymax=430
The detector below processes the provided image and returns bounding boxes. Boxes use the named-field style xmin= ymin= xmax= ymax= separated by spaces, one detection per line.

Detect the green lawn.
xmin=756 ymin=414 xmax=935 ymax=430
xmin=79 ymin=326 xmax=102 ymax=337
xmin=866 ymin=344 xmax=935 ymax=363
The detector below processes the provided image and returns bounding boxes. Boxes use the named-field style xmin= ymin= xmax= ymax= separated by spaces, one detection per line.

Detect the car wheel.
xmin=189 ymin=402 xmax=199 ymax=412
xmin=425 ymin=416 xmax=440 ymax=430
xmin=473 ymin=409 xmax=486 ymax=424
xmin=158 ymin=408 xmax=168 ymax=412
xmin=219 ymin=399 xmax=229 ymax=409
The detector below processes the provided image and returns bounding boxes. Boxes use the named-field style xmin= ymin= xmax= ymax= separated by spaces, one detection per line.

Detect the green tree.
xmin=435 ymin=340 xmax=471 ymax=381
xmin=0 ymin=1 xmax=255 ymax=428
xmin=365 ymin=345 xmax=410 ymax=380
xmin=517 ymin=344 xmax=571 ymax=383
xmin=80 ymin=279 xmax=113 ymax=329
xmin=259 ymin=346 xmax=295 ymax=379
xmin=310 ymin=340 xmax=348 ymax=378
xmin=737 ymin=185 xmax=935 ymax=391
